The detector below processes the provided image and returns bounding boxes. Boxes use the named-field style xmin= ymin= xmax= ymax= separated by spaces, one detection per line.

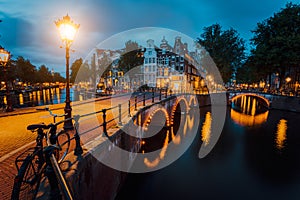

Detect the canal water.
xmin=116 ymin=95 xmax=300 ymax=200
xmin=1 ymin=87 xmax=95 ymax=108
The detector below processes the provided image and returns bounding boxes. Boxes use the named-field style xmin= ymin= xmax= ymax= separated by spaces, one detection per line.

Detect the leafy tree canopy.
xmin=197 ymin=24 xmax=245 ymax=83
xmin=251 ymin=2 xmax=300 ymax=87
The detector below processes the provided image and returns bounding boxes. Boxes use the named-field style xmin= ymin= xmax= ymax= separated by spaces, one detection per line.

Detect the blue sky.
xmin=0 ymin=0 xmax=299 ymax=75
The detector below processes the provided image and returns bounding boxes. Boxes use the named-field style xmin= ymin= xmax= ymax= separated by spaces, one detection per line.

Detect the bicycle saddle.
xmin=27 ymin=123 xmax=48 ymax=130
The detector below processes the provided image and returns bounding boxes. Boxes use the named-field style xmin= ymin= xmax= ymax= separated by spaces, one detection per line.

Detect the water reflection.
xmin=201 ymin=112 xmax=212 ymax=146
xmin=144 ymin=130 xmax=169 ymax=168
xmin=275 ymin=119 xmax=287 ymax=150
xmin=230 ymin=109 xmax=269 ymax=127
xmin=171 ymin=126 xmax=181 ymax=145
xmin=231 ymin=95 xmax=269 ymax=126
xmin=141 ymin=107 xmax=197 ymax=169
xmin=3 ymin=87 xmax=79 ymax=108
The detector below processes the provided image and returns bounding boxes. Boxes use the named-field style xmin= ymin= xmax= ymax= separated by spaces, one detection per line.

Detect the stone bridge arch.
xmin=142 ymin=105 xmax=170 ymax=134
xmin=230 ymin=93 xmax=271 ymax=107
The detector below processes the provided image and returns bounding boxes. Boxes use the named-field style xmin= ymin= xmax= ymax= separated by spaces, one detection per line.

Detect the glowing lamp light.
xmin=285 ymin=77 xmax=291 ymax=83
xmin=0 ymin=48 xmax=10 ymax=67
xmin=55 ymin=15 xmax=79 ymax=43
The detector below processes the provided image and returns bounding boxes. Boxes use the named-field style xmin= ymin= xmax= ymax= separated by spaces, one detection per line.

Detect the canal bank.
xmin=270 ymin=94 xmax=300 ymax=112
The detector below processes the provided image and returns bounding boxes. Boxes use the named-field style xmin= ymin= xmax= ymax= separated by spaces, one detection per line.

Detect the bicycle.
xmin=11 ymin=107 xmax=73 ymax=200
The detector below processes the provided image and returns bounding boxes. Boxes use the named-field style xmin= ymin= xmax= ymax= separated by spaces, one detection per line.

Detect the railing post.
xmin=102 ymin=109 xmax=108 ymax=137
xmin=128 ymin=100 xmax=131 ymax=117
xmin=143 ymin=93 xmax=145 ymax=106
xmin=44 ymin=146 xmax=62 ymax=200
xmin=152 ymin=91 xmax=154 ymax=103
xmin=118 ymin=104 xmax=122 ymax=126
xmin=74 ymin=115 xmax=83 ymax=156
xmin=135 ymin=96 xmax=137 ymax=111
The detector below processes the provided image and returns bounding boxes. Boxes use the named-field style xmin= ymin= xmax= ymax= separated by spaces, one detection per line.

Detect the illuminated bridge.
xmin=228 ymin=91 xmax=272 ymax=108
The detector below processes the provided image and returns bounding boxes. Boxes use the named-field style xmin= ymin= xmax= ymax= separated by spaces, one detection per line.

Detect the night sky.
xmin=0 ymin=0 xmax=299 ymax=75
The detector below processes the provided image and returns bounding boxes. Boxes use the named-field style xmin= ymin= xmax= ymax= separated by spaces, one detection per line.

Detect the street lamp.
xmin=55 ymin=14 xmax=79 ymax=129
xmin=0 ymin=48 xmax=13 ymax=112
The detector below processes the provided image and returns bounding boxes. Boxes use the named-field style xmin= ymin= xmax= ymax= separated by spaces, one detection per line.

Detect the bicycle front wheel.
xmin=56 ymin=130 xmax=70 ymax=164
xmin=11 ymin=151 xmax=45 ymax=200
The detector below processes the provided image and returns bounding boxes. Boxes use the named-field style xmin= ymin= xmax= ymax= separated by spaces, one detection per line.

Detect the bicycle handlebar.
xmin=36 ymin=107 xmax=67 ymax=118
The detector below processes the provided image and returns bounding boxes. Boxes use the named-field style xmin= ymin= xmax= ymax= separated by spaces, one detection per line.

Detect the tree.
xmin=53 ymin=72 xmax=65 ymax=82
xmin=98 ymin=51 xmax=112 ymax=75
xmin=236 ymin=56 xmax=263 ymax=84
xmin=70 ymin=58 xmax=91 ymax=83
xmin=14 ymin=56 xmax=37 ymax=84
xmin=36 ymin=65 xmax=52 ymax=83
xmin=251 ymin=2 xmax=300 ymax=89
xmin=118 ymin=40 xmax=144 ymax=73
xmin=197 ymin=24 xmax=246 ymax=83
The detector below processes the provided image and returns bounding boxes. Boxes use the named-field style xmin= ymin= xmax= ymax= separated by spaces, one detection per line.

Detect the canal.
xmin=1 ymin=87 xmax=95 ymax=108
xmin=116 ymin=95 xmax=300 ymax=200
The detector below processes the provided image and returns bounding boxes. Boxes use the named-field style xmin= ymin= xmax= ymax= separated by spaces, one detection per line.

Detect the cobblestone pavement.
xmin=0 ymin=93 xmax=157 ymax=200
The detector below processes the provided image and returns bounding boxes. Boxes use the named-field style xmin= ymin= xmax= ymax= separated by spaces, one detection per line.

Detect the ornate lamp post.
xmin=55 ymin=15 xmax=79 ymax=129
xmin=0 ymin=48 xmax=13 ymax=112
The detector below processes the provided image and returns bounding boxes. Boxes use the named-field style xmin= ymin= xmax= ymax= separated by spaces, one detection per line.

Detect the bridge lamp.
xmin=55 ymin=14 xmax=80 ymax=130
xmin=285 ymin=77 xmax=291 ymax=83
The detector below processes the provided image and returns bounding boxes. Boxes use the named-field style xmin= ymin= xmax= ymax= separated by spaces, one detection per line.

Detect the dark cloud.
xmin=0 ymin=12 xmax=35 ymax=49
xmin=1 ymin=0 xmax=299 ymax=73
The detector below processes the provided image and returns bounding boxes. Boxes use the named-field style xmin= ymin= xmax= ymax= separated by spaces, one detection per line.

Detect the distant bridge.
xmin=228 ymin=91 xmax=274 ymax=107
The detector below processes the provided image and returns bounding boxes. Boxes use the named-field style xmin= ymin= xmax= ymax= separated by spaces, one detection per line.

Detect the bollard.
xmin=143 ymin=93 xmax=145 ymax=106
xmin=73 ymin=115 xmax=83 ymax=156
xmin=128 ymin=100 xmax=131 ymax=117
xmin=159 ymin=89 xmax=162 ymax=101
xmin=102 ymin=109 xmax=108 ymax=137
xmin=135 ymin=96 xmax=137 ymax=111
xmin=152 ymin=91 xmax=154 ymax=103
xmin=118 ymin=104 xmax=122 ymax=126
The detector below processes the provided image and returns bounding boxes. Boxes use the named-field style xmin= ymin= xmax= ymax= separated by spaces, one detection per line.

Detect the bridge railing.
xmin=59 ymin=89 xmax=174 ymax=154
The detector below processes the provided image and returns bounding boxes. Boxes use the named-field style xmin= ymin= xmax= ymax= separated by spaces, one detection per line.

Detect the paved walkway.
xmin=0 ymin=92 xmax=159 ymax=199
xmin=0 ymin=95 xmax=125 ymax=200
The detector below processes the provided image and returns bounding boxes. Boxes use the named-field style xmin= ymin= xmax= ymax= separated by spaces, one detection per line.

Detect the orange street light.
xmin=55 ymin=14 xmax=79 ymax=130
xmin=0 ymin=48 xmax=10 ymax=66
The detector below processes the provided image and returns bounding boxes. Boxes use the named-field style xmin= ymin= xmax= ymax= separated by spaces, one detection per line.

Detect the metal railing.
xmin=35 ymin=89 xmax=173 ymax=199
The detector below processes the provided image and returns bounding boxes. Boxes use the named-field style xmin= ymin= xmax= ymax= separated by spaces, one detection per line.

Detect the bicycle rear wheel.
xmin=56 ymin=130 xmax=70 ymax=163
xmin=11 ymin=151 xmax=45 ymax=200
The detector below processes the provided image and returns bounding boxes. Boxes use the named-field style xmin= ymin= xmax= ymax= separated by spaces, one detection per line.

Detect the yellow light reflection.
xmin=56 ymin=88 xmax=61 ymax=103
xmin=246 ymin=96 xmax=251 ymax=114
xmin=37 ymin=91 xmax=41 ymax=103
xmin=32 ymin=91 xmax=37 ymax=102
xmin=251 ymin=98 xmax=256 ymax=116
xmin=171 ymin=127 xmax=181 ymax=144
xmin=201 ymin=112 xmax=212 ymax=146
xmin=275 ymin=119 xmax=287 ymax=150
xmin=19 ymin=94 xmax=24 ymax=105
xmin=230 ymin=109 xmax=269 ymax=127
xmin=144 ymin=130 xmax=169 ymax=168
xmin=43 ymin=90 xmax=46 ymax=103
